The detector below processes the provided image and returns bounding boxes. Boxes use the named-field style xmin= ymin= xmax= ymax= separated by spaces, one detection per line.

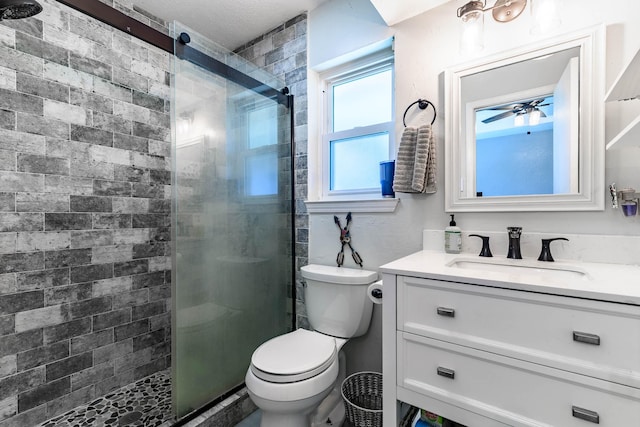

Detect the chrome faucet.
xmin=506 ymin=227 xmax=522 ymax=259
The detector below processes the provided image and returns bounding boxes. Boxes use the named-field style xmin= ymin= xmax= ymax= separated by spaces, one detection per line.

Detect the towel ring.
xmin=402 ymin=99 xmax=436 ymax=127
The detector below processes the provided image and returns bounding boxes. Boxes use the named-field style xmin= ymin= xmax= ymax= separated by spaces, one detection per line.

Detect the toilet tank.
xmin=300 ymin=264 xmax=377 ymax=338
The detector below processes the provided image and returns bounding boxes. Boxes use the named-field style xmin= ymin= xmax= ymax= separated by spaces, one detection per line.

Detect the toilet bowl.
xmin=245 ymin=329 xmax=344 ymax=427
xmin=245 ymin=265 xmax=378 ymax=427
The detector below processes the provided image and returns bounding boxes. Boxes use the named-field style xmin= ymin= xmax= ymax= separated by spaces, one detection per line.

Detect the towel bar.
xmin=402 ymin=98 xmax=436 ymax=127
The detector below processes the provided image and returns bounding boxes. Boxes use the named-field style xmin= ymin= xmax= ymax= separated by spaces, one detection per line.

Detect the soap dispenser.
xmin=445 ymin=214 xmax=462 ymax=254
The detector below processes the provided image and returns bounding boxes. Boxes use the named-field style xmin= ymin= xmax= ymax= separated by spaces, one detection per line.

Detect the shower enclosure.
xmin=3 ymin=0 xmax=294 ymax=422
xmin=171 ymin=24 xmax=294 ymax=421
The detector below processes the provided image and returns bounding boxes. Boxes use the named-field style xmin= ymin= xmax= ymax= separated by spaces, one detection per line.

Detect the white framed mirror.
xmin=444 ymin=26 xmax=605 ymax=212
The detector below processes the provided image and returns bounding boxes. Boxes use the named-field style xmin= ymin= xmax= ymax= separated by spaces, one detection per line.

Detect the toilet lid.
xmin=250 ymin=329 xmax=337 ymax=383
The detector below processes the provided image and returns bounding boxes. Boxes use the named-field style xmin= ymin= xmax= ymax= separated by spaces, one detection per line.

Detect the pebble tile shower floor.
xmin=38 ymin=370 xmax=172 ymax=427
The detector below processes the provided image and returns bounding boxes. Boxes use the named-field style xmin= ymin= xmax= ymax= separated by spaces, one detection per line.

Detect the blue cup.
xmin=380 ymin=160 xmax=395 ymax=198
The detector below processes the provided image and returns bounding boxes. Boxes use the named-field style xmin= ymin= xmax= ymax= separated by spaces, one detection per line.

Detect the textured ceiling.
xmin=130 ymin=0 xmax=330 ymax=50
xmin=369 ymin=0 xmax=453 ymax=25
xmin=129 ymin=0 xmax=454 ymax=51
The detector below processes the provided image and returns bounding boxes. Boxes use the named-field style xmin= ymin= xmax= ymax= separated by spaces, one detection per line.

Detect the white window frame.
xmin=319 ymin=51 xmax=395 ymax=201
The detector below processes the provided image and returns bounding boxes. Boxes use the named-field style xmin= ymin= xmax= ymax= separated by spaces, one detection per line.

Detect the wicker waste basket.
xmin=341 ymin=371 xmax=383 ymax=427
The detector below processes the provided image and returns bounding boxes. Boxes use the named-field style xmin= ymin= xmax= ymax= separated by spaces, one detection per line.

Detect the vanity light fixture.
xmin=457 ymin=0 xmax=561 ymax=52
xmin=457 ymin=0 xmax=528 ymax=26
xmin=530 ymin=0 xmax=561 ymax=34
xmin=457 ymin=0 xmax=527 ymax=53
xmin=458 ymin=1 xmax=485 ymax=53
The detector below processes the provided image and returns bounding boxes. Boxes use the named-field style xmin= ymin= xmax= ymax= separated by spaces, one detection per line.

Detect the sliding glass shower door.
xmin=171 ymin=23 xmax=293 ymax=419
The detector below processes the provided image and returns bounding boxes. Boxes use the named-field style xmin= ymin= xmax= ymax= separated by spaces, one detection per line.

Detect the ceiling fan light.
xmin=514 ymin=113 xmax=525 ymax=127
xmin=529 ymin=109 xmax=541 ymax=126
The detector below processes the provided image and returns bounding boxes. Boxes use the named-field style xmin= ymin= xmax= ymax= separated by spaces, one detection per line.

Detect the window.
xmin=245 ymin=103 xmax=279 ymax=197
xmin=321 ymin=52 xmax=394 ymax=199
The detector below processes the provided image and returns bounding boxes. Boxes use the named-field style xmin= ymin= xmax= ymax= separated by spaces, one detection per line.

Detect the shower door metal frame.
xmin=55 ymin=0 xmax=292 ymax=107
xmin=54 ymin=0 xmax=298 ymax=423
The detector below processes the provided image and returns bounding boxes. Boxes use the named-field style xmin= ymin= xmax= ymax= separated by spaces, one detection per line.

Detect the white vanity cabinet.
xmin=381 ymin=251 xmax=640 ymax=427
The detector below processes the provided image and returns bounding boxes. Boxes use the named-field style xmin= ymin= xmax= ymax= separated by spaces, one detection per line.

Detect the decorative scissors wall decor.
xmin=333 ymin=212 xmax=363 ymax=267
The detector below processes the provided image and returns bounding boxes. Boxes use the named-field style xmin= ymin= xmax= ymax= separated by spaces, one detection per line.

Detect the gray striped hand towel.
xmin=393 ymin=127 xmax=418 ymax=193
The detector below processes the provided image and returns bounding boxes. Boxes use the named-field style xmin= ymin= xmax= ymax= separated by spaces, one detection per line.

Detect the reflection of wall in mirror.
xmin=476 ymin=129 xmax=553 ymax=196
xmin=471 ymin=88 xmax=555 ymax=197
xmin=553 ymin=56 xmax=580 ymax=194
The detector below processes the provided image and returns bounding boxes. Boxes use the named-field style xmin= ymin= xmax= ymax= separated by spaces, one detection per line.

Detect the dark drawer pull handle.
xmin=573 ymin=331 xmax=600 ymax=346
xmin=437 ymin=367 xmax=455 ymax=379
xmin=572 ymin=406 xmax=599 ymax=424
xmin=437 ymin=307 xmax=455 ymax=317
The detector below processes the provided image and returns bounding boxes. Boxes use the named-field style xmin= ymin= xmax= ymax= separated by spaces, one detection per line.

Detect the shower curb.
xmin=173 ymin=388 xmax=257 ymax=427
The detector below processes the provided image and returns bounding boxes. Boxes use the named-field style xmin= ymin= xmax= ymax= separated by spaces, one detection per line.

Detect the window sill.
xmin=305 ymin=198 xmax=400 ymax=213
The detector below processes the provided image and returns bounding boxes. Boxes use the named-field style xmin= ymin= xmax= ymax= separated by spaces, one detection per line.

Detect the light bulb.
xmin=458 ymin=1 xmax=485 ymax=54
xmin=460 ymin=10 xmax=484 ymax=53
xmin=462 ymin=9 xmax=482 ymax=23
xmin=514 ymin=114 xmax=525 ymax=127
xmin=529 ymin=109 xmax=541 ymax=126
xmin=531 ymin=0 xmax=562 ymax=35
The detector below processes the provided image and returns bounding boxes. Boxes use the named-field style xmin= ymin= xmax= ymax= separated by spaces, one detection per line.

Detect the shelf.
xmin=605 ymin=47 xmax=640 ymax=150
xmin=605 ymin=47 xmax=640 ymax=102
xmin=305 ymin=198 xmax=400 ymax=213
xmin=606 ymin=114 xmax=640 ymax=150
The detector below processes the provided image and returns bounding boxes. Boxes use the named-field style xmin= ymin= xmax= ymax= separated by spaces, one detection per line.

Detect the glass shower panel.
xmin=171 ymin=23 xmax=292 ymax=420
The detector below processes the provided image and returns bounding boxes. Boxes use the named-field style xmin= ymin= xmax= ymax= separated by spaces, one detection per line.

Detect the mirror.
xmin=445 ymin=26 xmax=605 ymax=212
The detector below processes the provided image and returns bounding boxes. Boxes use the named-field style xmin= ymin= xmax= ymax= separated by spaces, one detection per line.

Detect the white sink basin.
xmin=447 ymin=258 xmax=589 ymax=280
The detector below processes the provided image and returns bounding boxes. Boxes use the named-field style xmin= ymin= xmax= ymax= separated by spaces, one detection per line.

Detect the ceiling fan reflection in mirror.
xmin=480 ymin=97 xmax=551 ymax=124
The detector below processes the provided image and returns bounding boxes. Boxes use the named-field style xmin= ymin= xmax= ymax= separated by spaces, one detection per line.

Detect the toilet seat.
xmin=250 ymin=329 xmax=337 ymax=383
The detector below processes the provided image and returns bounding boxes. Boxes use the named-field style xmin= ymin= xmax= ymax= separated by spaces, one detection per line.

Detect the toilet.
xmin=245 ymin=264 xmax=378 ymax=427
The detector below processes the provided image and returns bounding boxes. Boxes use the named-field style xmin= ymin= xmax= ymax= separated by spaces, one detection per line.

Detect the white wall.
xmin=308 ymin=0 xmax=393 ymax=69
xmin=307 ymin=0 xmax=640 ymax=373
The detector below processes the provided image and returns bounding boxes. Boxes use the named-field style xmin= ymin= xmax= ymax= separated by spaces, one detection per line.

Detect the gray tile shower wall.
xmin=0 ymin=1 xmax=172 ymax=426
xmin=235 ymin=14 xmax=310 ymax=329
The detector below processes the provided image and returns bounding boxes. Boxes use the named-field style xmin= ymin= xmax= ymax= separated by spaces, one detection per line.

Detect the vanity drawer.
xmin=397 ymin=276 xmax=640 ymax=387
xmin=398 ymin=332 xmax=640 ymax=427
